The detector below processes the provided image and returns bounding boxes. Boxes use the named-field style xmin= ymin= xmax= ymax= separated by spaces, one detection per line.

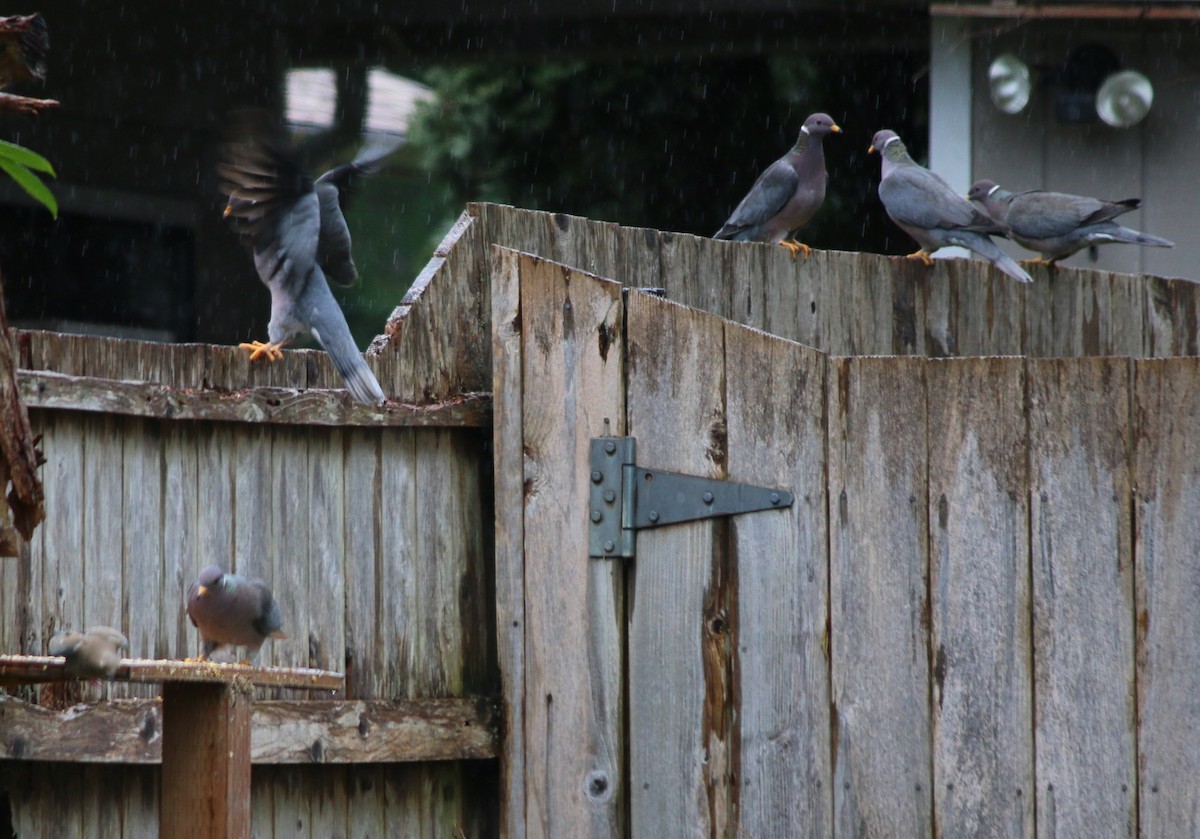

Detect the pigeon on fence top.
xmin=186 ymin=564 xmax=286 ymax=663
xmin=217 ymin=110 xmax=388 ymax=406
xmin=0 ymin=13 xmax=48 ymax=89
xmin=967 ymin=178 xmax=1174 ymax=266
xmin=714 ymin=112 xmax=841 ymax=261
xmin=869 ymin=129 xmax=1033 ymax=284
xmin=49 ymin=625 xmax=128 ymax=678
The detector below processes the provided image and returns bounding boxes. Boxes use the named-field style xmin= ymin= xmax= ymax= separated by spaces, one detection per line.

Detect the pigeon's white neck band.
xmin=800 ymin=126 xmax=810 ymax=135
xmin=883 ymin=136 xmax=901 ymax=150
xmin=987 ymin=184 xmax=1001 ymax=197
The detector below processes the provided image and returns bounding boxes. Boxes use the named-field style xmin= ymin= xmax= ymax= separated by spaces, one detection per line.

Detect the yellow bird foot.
xmin=904 ymin=249 xmax=934 ymax=266
xmin=239 ymin=340 xmax=285 ymax=362
xmin=780 ymin=239 xmax=812 ymax=261
xmin=1019 ymin=256 xmax=1058 ymax=268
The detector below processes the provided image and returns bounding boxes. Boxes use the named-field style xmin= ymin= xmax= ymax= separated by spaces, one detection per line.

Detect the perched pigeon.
xmin=49 ymin=625 xmax=128 ymax=679
xmin=967 ymin=178 xmax=1174 ymax=266
xmin=218 ymin=111 xmax=388 ymax=405
xmin=186 ymin=564 xmax=285 ymax=663
xmin=715 ymin=112 xmax=842 ymax=260
xmin=0 ymin=13 xmax=47 ymax=89
xmin=869 ymin=130 xmax=1032 ymax=284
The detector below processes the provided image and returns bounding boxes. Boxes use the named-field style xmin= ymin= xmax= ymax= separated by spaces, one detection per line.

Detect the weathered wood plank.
xmin=19 ymin=370 xmax=490 ymax=427
xmin=0 ymin=655 xmax=342 ymax=689
xmin=378 ymin=428 xmax=417 ymax=700
xmin=307 ymin=428 xmax=346 ymax=679
xmin=519 ymin=253 xmax=624 ymax=839
xmin=723 ymin=322 xmax=831 ymax=837
xmin=342 ymin=428 xmax=382 ymax=700
xmin=1027 ymin=358 xmax=1134 ymax=838
xmin=161 ymin=421 xmax=198 ymax=661
xmin=490 ymin=245 xmax=528 ymax=839
xmin=926 ymin=358 xmax=1032 ymax=838
xmin=828 ymin=356 xmax=932 ymax=837
xmin=121 ymin=418 xmax=162 ymax=700
xmin=39 ymin=411 xmax=86 ymax=652
xmin=625 ymin=289 xmax=730 ymax=839
xmin=0 ymin=695 xmax=497 ymax=764
xmin=268 ymin=427 xmax=310 ymax=694
xmin=1133 ymin=358 xmax=1200 ymax=838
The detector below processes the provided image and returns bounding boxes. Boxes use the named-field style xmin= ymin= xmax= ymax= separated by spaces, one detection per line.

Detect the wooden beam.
xmin=0 ymin=655 xmax=343 ymax=690
xmin=161 ymin=680 xmax=252 ymax=839
xmin=18 ymin=370 xmax=492 ymax=428
xmin=0 ymin=696 xmax=500 ymax=764
xmin=930 ymin=3 xmax=1200 ymax=20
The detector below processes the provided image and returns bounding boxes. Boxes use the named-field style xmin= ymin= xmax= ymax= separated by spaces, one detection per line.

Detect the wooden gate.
xmin=492 ymin=246 xmax=1200 ymax=838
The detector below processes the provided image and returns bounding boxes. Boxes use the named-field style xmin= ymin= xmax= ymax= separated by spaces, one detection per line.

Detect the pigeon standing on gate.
xmin=49 ymin=625 xmax=128 ymax=679
xmin=967 ymin=178 xmax=1174 ymax=266
xmin=186 ymin=564 xmax=286 ymax=663
xmin=218 ymin=111 xmax=388 ymax=406
xmin=869 ymin=129 xmax=1032 ymax=284
xmin=714 ymin=112 xmax=841 ymax=260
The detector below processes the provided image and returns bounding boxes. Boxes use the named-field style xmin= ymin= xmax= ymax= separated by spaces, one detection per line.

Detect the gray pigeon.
xmin=218 ymin=112 xmax=388 ymax=406
xmin=715 ymin=112 xmax=841 ymax=260
xmin=967 ymin=178 xmax=1174 ymax=266
xmin=49 ymin=625 xmax=128 ymax=679
xmin=869 ymin=130 xmax=1032 ymax=284
xmin=186 ymin=564 xmax=285 ymax=663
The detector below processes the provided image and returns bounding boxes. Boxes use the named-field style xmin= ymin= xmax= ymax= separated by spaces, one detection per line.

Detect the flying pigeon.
xmin=967 ymin=178 xmax=1174 ymax=266
xmin=869 ymin=130 xmax=1032 ymax=284
xmin=49 ymin=625 xmax=128 ymax=679
xmin=0 ymin=13 xmax=47 ymax=89
xmin=714 ymin=112 xmax=842 ymax=260
xmin=186 ymin=564 xmax=285 ymax=663
xmin=218 ymin=112 xmax=388 ymax=405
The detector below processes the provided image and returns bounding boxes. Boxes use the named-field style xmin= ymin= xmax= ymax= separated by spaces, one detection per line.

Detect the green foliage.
xmin=0 ymin=139 xmax=56 ymax=218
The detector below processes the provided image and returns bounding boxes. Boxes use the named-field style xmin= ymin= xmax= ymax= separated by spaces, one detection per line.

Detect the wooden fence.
xmin=491 ymin=246 xmax=1200 ymax=839
xmin=2 ymin=202 xmax=1199 ymax=837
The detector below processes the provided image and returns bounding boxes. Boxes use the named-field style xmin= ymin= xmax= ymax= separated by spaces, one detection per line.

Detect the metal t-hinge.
xmin=588 ymin=436 xmax=794 ymax=559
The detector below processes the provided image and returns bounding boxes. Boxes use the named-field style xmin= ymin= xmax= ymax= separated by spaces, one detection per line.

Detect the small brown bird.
xmin=49 ymin=626 xmax=128 ymax=679
xmin=0 ymin=13 xmax=48 ymax=89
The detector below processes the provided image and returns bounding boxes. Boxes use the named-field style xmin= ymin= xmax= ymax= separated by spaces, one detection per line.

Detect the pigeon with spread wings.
xmin=218 ymin=112 xmax=387 ymax=405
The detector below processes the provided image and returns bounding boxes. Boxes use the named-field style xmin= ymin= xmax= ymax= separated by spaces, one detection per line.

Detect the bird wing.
xmin=251 ymin=581 xmax=285 ymax=639
xmin=313 ymin=179 xmax=358 ymax=287
xmin=218 ymin=111 xmax=316 ymax=243
xmin=881 ymin=165 xmax=1002 ymax=233
xmin=1006 ymin=191 xmax=1110 ymax=239
xmin=715 ymin=158 xmax=799 ymax=237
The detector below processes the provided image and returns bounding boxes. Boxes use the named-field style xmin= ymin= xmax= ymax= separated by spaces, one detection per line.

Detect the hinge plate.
xmin=588 ymin=436 xmax=794 ymax=559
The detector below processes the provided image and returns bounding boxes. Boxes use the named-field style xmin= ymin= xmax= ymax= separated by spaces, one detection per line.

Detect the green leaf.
xmin=0 ymin=139 xmax=56 ymax=176
xmin=0 ymin=156 xmax=58 ymax=218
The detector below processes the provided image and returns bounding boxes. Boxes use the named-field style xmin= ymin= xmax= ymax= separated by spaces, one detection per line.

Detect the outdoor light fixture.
xmin=985 ymin=44 xmax=1154 ymax=128
xmin=987 ymin=53 xmax=1031 ymax=115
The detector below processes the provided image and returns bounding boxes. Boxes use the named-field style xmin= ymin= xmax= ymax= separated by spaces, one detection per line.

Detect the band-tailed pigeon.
xmin=218 ymin=112 xmax=387 ymax=405
xmin=186 ymin=564 xmax=285 ymax=663
xmin=714 ymin=112 xmax=841 ymax=260
xmin=869 ymin=130 xmax=1032 ymax=284
xmin=49 ymin=625 xmax=128 ymax=679
xmin=967 ymin=178 xmax=1174 ymax=266
xmin=0 ymin=13 xmax=47 ymax=89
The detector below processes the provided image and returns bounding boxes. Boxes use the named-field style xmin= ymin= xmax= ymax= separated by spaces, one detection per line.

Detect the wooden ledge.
xmin=18 ymin=370 xmax=492 ymax=428
xmin=0 ymin=655 xmax=343 ymax=691
xmin=0 ymin=695 xmax=499 ymax=764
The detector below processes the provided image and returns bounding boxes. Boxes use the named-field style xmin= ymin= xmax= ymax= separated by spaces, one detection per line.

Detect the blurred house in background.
xmin=930 ymin=4 xmax=1199 ymax=279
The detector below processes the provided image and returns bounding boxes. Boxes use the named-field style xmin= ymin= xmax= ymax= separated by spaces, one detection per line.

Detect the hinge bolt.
xmin=591 ymin=470 xmax=603 ymax=483
xmin=591 ymin=510 xmax=603 ymax=523
xmin=770 ymin=492 xmax=780 ymax=505
xmin=603 ymin=490 xmax=615 ymax=503
xmin=648 ymin=510 xmax=659 ymax=523
xmin=603 ymin=540 xmax=615 ymax=553
xmin=702 ymin=492 xmax=714 ymax=505
xmin=604 ymin=441 xmax=616 ymax=455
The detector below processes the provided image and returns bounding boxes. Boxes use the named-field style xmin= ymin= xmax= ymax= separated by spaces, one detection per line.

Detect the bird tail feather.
xmin=333 ymin=352 xmax=387 ymax=406
xmin=968 ymin=236 xmax=1034 ymax=284
xmin=1108 ymin=226 xmax=1174 ymax=249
